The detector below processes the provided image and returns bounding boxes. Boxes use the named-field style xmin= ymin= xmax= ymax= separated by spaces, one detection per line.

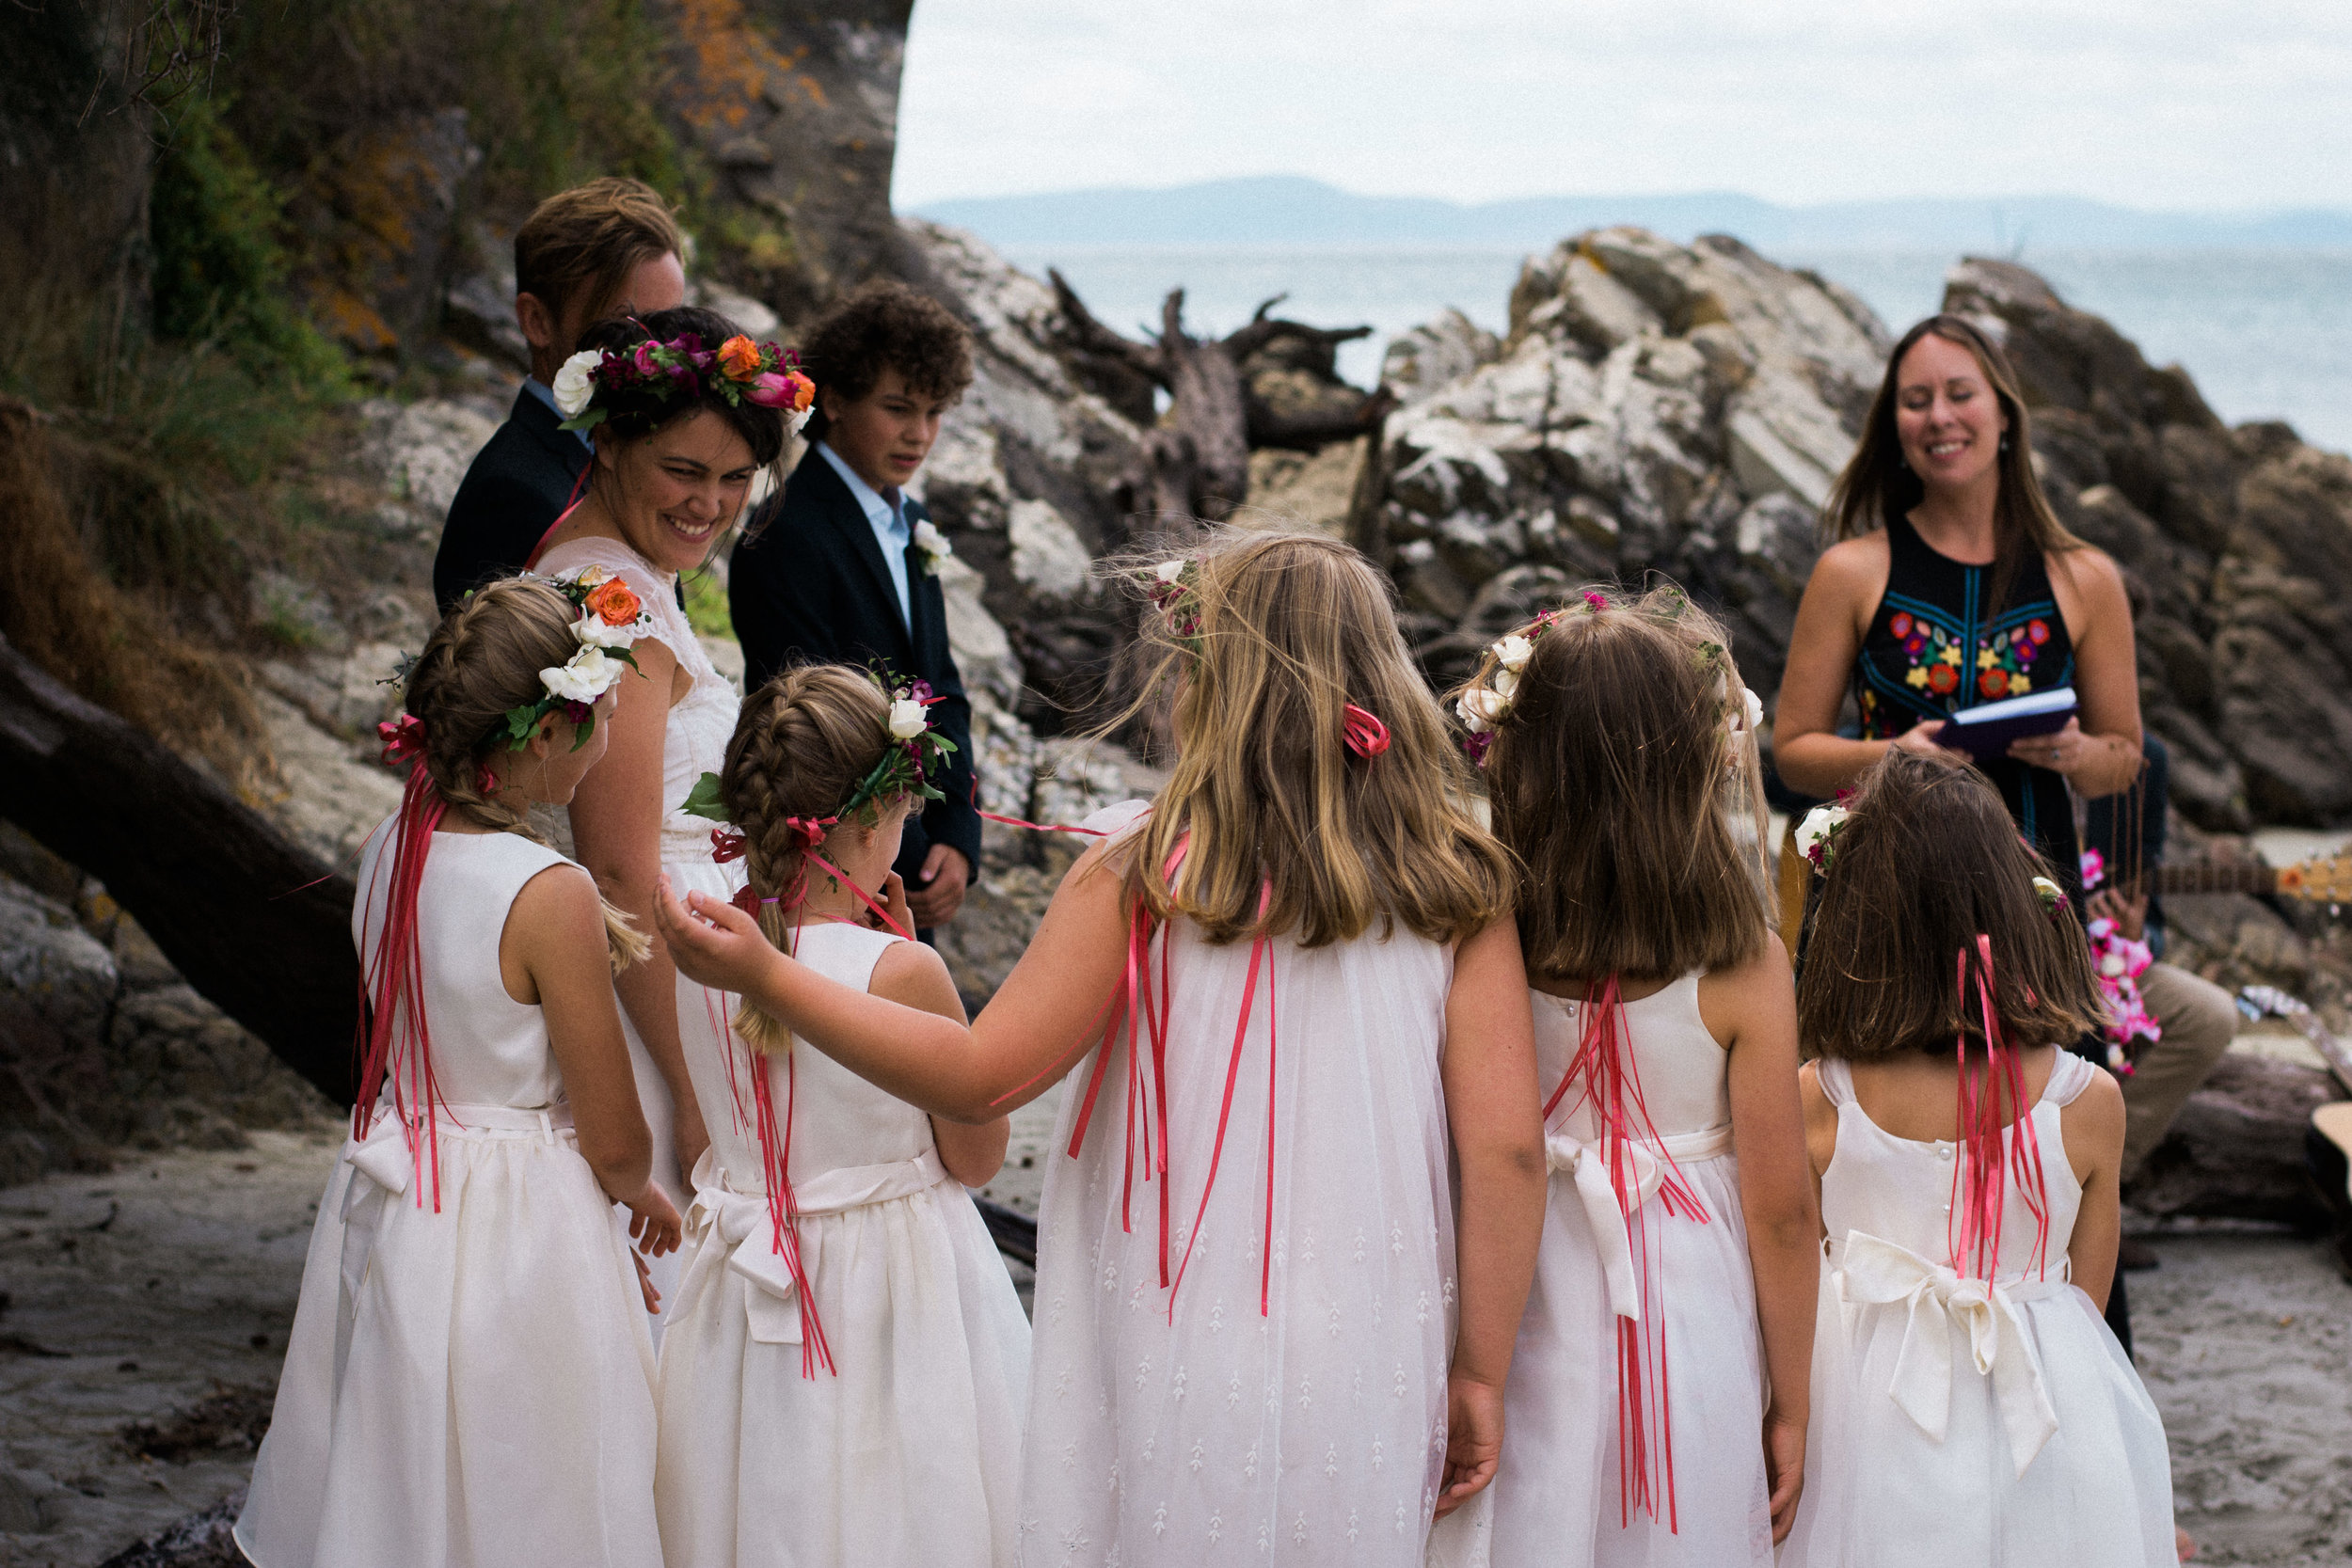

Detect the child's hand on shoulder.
xmin=864 ymin=870 xmax=914 ymax=936
xmin=652 ymin=873 xmax=780 ymax=992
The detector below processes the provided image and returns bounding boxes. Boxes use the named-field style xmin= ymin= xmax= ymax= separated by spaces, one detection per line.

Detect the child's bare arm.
xmin=1433 ymin=917 xmax=1547 ymax=1518
xmin=654 ymin=840 xmax=1133 ymax=1123
xmin=516 ymin=865 xmax=681 ymax=1257
xmin=2060 ymin=1067 xmax=2126 ymax=1312
xmin=1708 ymin=942 xmax=1819 ymax=1544
xmin=867 ymin=941 xmax=1009 ymax=1186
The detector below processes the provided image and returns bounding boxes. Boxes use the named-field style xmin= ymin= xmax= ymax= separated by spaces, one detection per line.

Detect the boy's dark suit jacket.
xmin=729 ymin=445 xmax=982 ymax=890
xmin=433 ymin=386 xmax=587 ymax=614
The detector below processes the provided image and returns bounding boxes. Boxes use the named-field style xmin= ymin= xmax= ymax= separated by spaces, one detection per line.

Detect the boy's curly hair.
xmin=800 ymin=280 xmax=973 ymax=442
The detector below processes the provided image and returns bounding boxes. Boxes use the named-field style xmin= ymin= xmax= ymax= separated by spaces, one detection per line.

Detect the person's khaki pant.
xmin=2121 ymin=961 xmax=2239 ymax=1180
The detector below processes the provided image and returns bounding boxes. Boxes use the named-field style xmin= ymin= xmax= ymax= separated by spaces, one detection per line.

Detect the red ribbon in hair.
xmin=377 ymin=715 xmax=426 ymax=768
xmin=352 ymin=764 xmax=455 ymax=1213
xmin=1544 ymin=976 xmax=1712 ymax=1533
xmin=1342 ymin=703 xmax=1391 ymax=759
xmin=1950 ymin=935 xmax=2052 ymax=1282
xmin=710 ymin=829 xmax=747 ymax=863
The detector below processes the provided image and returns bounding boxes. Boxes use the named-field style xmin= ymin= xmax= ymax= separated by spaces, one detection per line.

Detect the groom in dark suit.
xmin=731 ymin=280 xmax=981 ymax=936
xmin=433 ymin=179 xmax=686 ymax=612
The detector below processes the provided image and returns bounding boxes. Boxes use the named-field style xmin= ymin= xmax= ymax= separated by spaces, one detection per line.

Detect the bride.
xmin=530 ymin=304 xmax=808 ymax=1323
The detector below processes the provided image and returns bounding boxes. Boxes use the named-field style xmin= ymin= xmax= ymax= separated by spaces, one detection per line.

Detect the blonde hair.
xmin=1111 ymin=530 xmax=1513 ymax=948
xmin=719 ymin=665 xmax=896 ymax=1052
xmin=1465 ymin=584 xmax=1772 ymax=984
xmin=403 ymin=578 xmax=649 ymax=972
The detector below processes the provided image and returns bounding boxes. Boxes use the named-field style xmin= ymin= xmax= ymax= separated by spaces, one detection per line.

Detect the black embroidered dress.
xmin=1853 ymin=514 xmax=2082 ymax=890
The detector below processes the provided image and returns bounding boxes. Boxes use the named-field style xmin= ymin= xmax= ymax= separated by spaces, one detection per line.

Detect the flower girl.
xmin=652 ymin=664 xmax=1029 ymax=1568
xmin=237 ymin=577 xmax=681 ymax=1568
xmin=1780 ymin=750 xmax=2176 ymax=1566
xmin=653 ymin=530 xmax=1549 ymax=1565
xmin=1432 ymin=586 xmax=1820 ymax=1566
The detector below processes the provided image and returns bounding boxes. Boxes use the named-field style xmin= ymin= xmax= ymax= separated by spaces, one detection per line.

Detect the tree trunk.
xmin=2124 ymin=1052 xmax=2339 ymax=1230
xmin=0 ymin=633 xmax=358 ymax=1106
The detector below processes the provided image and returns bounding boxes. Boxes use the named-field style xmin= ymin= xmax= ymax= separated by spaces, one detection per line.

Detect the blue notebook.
xmin=1932 ymin=686 xmax=2077 ymax=760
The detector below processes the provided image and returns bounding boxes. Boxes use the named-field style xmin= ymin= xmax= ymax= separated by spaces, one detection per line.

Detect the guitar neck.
xmin=2145 ymin=862 xmax=2278 ymax=897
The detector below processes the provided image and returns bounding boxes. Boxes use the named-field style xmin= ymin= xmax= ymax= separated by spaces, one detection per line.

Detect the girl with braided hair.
xmin=237 ymin=578 xmax=680 ymax=1568
xmin=653 ymin=664 xmax=1026 ymax=1568
xmin=1432 ymin=585 xmax=1819 ymax=1568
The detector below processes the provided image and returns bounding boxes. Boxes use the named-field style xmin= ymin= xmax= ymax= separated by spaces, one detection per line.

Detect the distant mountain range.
xmin=915 ymin=176 xmax=2352 ymax=252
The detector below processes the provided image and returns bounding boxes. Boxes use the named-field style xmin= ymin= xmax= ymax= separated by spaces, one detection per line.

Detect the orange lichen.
xmin=672 ymin=0 xmax=778 ymax=132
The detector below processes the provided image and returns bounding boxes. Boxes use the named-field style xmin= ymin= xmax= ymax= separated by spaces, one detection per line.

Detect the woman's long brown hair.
xmin=1108 ymin=529 xmax=1514 ymax=949
xmin=1824 ymin=313 xmax=2086 ymax=615
xmin=1470 ymin=584 xmax=1773 ymax=985
xmin=1798 ymin=750 xmax=2105 ymax=1060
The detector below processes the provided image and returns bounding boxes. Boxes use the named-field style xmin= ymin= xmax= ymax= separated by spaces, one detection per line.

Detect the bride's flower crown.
xmin=552 ymin=328 xmax=816 ymax=436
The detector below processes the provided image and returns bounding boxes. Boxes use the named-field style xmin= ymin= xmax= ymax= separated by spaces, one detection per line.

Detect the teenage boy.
xmin=434 ymin=178 xmax=687 ymax=611
xmin=730 ymin=279 xmax=980 ymax=936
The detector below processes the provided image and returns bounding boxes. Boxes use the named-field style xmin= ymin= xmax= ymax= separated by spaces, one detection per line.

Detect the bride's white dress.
xmin=538 ymin=537 xmax=746 ymax=1326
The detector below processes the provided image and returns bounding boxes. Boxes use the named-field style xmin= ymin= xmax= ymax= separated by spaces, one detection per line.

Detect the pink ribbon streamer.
xmin=1545 ymin=975 xmax=1710 ymax=1532
xmin=1950 ymin=935 xmax=2052 ymax=1283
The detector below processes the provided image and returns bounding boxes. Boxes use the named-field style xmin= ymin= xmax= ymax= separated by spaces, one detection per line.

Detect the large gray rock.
xmin=1375 ymin=228 xmax=1884 ymax=697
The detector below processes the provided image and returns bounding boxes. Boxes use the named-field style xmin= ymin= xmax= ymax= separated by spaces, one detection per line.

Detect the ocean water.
xmin=1007 ymin=244 xmax=2352 ymax=454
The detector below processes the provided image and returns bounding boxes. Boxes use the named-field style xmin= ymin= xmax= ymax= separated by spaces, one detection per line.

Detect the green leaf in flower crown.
xmin=680 ymin=770 xmax=731 ymax=822
xmin=504 ymin=705 xmax=541 ymax=743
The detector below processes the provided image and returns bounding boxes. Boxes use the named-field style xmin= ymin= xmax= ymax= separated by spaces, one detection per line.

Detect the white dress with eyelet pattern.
xmin=234 ymin=826 xmax=661 ymax=1568
xmin=1016 ymin=800 xmax=1464 ymax=1567
xmin=1777 ymin=1053 xmax=2175 ymax=1567
xmin=537 ymin=537 xmax=747 ymax=1327
xmin=654 ymin=919 xmax=1032 ymax=1568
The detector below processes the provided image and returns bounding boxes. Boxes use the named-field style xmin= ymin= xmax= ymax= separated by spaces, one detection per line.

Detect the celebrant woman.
xmin=1773 ymin=313 xmax=2143 ymax=889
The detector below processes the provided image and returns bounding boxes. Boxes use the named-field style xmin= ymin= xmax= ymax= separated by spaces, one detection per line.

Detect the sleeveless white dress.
xmin=1019 ymin=800 xmax=1464 ymax=1566
xmin=235 ymin=827 xmax=661 ymax=1568
xmin=538 ymin=537 xmax=747 ymax=1326
xmin=1778 ymin=1054 xmax=2176 ymax=1567
xmin=1436 ymin=975 xmax=1773 ymax=1568
xmin=655 ymin=920 xmax=1032 ymax=1567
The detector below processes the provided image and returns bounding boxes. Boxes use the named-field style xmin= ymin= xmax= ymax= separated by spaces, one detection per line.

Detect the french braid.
xmin=719 ymin=665 xmax=894 ymax=1052
xmin=403 ymin=578 xmax=650 ymax=972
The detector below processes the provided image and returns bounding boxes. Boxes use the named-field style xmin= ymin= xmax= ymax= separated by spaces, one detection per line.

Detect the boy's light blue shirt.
xmin=815 ymin=439 xmax=913 ymax=631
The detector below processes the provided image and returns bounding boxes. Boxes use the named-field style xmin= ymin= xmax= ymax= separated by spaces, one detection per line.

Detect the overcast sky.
xmin=893 ymin=0 xmax=2352 ymax=212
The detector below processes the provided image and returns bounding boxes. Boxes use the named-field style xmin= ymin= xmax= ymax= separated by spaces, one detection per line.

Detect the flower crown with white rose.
xmin=551 ymin=328 xmax=816 ymax=435
xmin=1453 ymin=588 xmax=1762 ymax=767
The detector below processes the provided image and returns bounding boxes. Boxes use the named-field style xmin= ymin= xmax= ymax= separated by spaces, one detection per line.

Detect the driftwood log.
xmin=0 ymin=632 xmax=358 ymax=1105
xmin=1049 ymin=272 xmax=1392 ymax=525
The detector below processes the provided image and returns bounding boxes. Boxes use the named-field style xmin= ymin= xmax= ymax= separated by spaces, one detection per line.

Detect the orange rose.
xmin=586 ymin=578 xmax=643 ymax=626
xmin=717 ymin=335 xmax=763 ymax=380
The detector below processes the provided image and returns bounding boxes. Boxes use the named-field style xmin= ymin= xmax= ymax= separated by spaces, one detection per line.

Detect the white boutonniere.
xmin=912 ymin=517 xmax=951 ymax=576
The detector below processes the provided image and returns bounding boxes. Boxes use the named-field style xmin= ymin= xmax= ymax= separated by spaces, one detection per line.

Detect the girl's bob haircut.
xmin=1798 ymin=749 xmax=2106 ymax=1060
xmin=1109 ymin=528 xmax=1513 ymax=949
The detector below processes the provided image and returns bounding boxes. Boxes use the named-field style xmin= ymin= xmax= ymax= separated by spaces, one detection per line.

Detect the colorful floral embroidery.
xmin=1860 ymin=599 xmax=2063 ymax=738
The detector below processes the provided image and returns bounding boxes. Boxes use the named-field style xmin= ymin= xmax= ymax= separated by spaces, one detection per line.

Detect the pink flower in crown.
xmin=631 ymin=341 xmax=660 ymax=376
